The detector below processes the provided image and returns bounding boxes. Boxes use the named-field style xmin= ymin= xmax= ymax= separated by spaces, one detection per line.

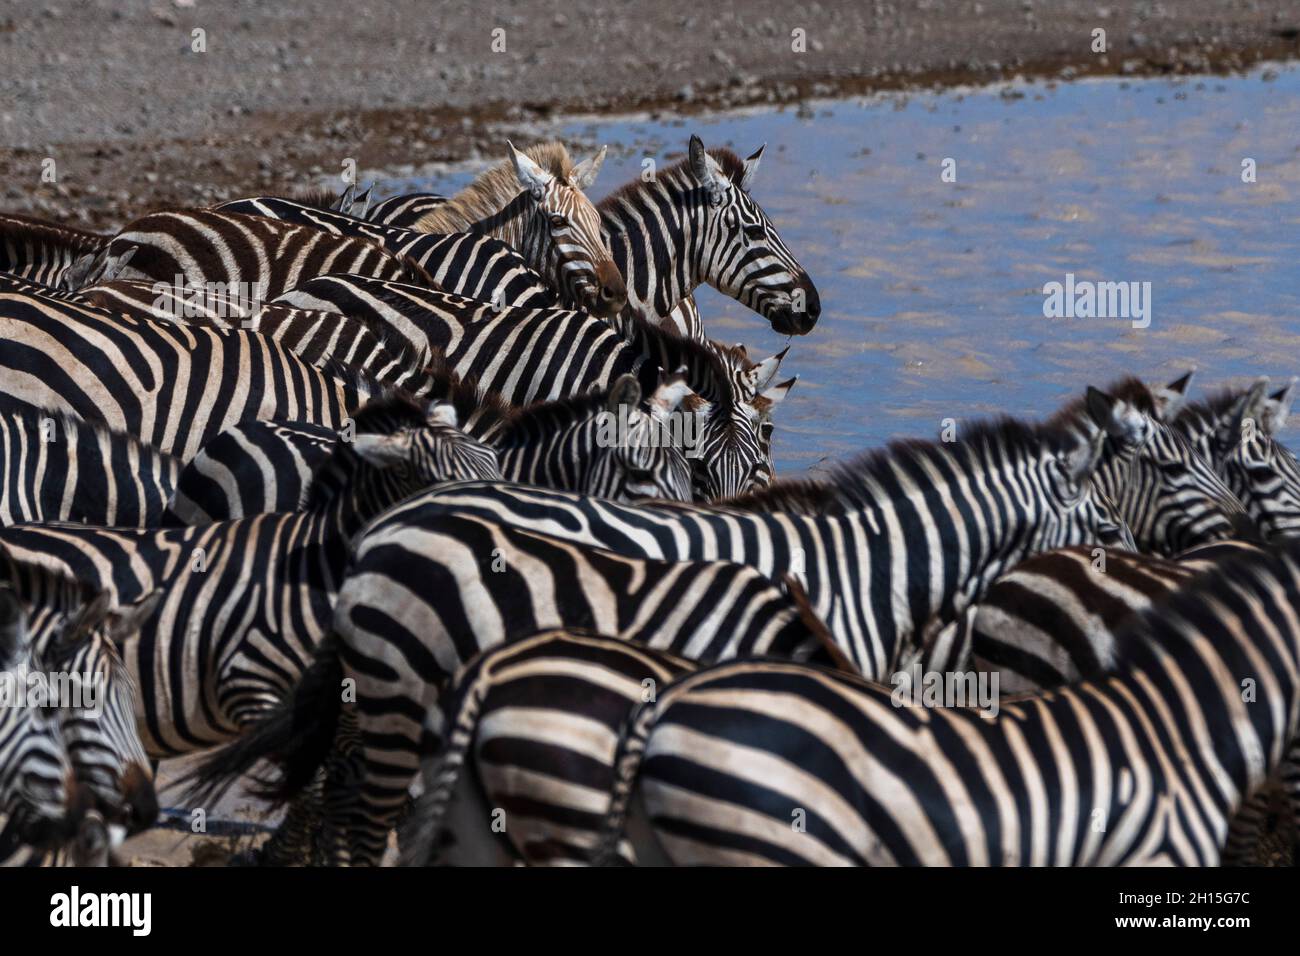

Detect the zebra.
xmin=0 ymin=395 xmax=501 ymax=765
xmin=598 ymin=135 xmax=820 ymax=339
xmin=414 ymin=142 xmax=626 ymax=317
xmin=186 ymin=409 xmax=1127 ymax=864
xmin=78 ymin=277 xmax=432 ymax=394
xmin=66 ymin=209 xmax=435 ymax=298
xmin=1 ymin=551 xmax=161 ymax=835
xmin=1057 ymin=374 xmax=1248 ymax=556
xmin=166 ymin=366 xmax=700 ymax=523
xmin=0 ymin=392 xmax=181 ymax=527
xmin=593 ymin=540 xmax=1300 ymax=866
xmin=365 ymin=192 xmax=449 ymax=229
xmin=0 ymin=288 xmax=373 ymax=462
xmin=1175 ymin=378 xmax=1300 ymax=541
xmin=215 ymin=196 xmax=558 ymax=311
xmin=164 ymin=420 xmax=337 ymax=524
xmin=0 ymin=213 xmax=106 ymax=288
xmin=273 ymin=275 xmax=795 ymax=498
xmin=185 ymin=515 xmax=849 ymax=865
xmin=397 ymin=608 xmax=859 ymax=867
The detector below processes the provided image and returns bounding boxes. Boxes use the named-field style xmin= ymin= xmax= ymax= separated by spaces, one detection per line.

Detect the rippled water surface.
xmin=391 ymin=66 xmax=1300 ymax=476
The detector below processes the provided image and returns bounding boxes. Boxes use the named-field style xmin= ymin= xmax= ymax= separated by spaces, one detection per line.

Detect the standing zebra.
xmin=185 ymin=519 xmax=845 ymax=865
xmin=187 ymin=409 xmax=1127 ymax=864
xmin=0 ymin=213 xmax=106 ymax=288
xmin=66 ymin=209 xmax=435 ymax=298
xmin=216 ymin=196 xmax=558 ymax=312
xmin=0 ymin=393 xmax=180 ymax=526
xmin=594 ymin=539 xmax=1300 ymax=866
xmin=273 ymin=275 xmax=794 ymax=498
xmin=0 ymin=395 xmax=501 ymax=760
xmin=0 ymin=289 xmax=373 ymax=462
xmin=599 ymin=136 xmax=820 ymax=339
xmin=414 ymin=142 xmax=626 ymax=317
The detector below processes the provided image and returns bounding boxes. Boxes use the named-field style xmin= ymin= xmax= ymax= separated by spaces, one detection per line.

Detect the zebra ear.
xmin=507 ymin=141 xmax=553 ymax=199
xmin=748 ymin=346 xmax=789 ymax=394
xmin=426 ymin=403 xmax=459 ymax=429
xmin=1263 ymin=377 xmax=1297 ymax=436
xmin=688 ymin=135 xmax=726 ymax=206
xmin=0 ymin=587 xmax=26 ymax=670
xmin=648 ymin=372 xmax=693 ymax=418
xmin=1232 ymin=378 xmax=1271 ymax=433
xmin=760 ymin=376 xmax=797 ymax=408
xmin=106 ymin=590 xmax=162 ymax=641
xmin=351 ymin=431 xmax=413 ymax=468
xmin=1058 ymin=426 xmax=1106 ymax=485
xmin=569 ymin=146 xmax=607 ymax=190
xmin=1084 ymin=387 xmax=1146 ymax=445
xmin=1151 ymin=370 xmax=1194 ymax=422
xmin=70 ymin=590 xmax=116 ymax=638
xmin=740 ymin=144 xmax=765 ymax=192
xmin=608 ymin=374 xmax=642 ymax=412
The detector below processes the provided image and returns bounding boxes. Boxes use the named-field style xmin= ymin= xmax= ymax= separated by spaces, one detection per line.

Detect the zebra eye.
xmin=549 ymin=214 xmax=567 ymax=228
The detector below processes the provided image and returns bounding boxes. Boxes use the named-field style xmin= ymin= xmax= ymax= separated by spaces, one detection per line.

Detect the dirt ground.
xmin=3 ymin=0 xmax=1299 ymax=230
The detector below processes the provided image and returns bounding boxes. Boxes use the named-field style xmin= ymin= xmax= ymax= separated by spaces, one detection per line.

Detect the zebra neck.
xmin=470 ymin=192 xmax=539 ymax=271
xmin=601 ymin=180 xmax=701 ymax=319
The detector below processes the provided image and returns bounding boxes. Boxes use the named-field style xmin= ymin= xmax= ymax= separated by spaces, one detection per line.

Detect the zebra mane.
xmin=1049 ymin=376 xmax=1157 ymax=427
xmin=0 ymin=393 xmax=179 ymax=469
xmin=281 ymin=187 xmax=346 ymax=212
xmin=0 ymin=545 xmax=100 ymax=613
xmin=599 ymin=147 xmax=749 ymax=210
xmin=494 ymin=390 xmax=625 ymax=444
xmin=1184 ymin=386 xmax=1251 ymax=423
xmin=720 ymin=417 xmax=1085 ymax=515
xmin=416 ymin=142 xmax=576 ymax=233
xmin=418 ymin=358 xmax=513 ymax=439
xmin=302 ymin=392 xmax=435 ymax=510
xmin=0 ymin=213 xmax=107 ymax=253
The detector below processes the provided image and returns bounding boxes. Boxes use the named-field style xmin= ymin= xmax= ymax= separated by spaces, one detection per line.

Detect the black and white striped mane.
xmin=600 ymin=147 xmax=751 ymax=209
xmin=719 ymin=417 xmax=1086 ymax=515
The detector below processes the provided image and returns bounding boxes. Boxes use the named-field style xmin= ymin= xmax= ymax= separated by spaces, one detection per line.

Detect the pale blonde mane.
xmin=415 ymin=142 xmax=576 ymax=233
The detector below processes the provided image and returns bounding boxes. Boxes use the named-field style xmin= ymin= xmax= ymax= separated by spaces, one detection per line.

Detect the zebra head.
xmin=1077 ymin=374 xmax=1249 ymax=556
xmin=689 ymin=344 xmax=796 ymax=500
xmin=507 ymin=142 xmax=627 ymax=318
xmin=1196 ymin=378 xmax=1300 ymax=541
xmin=685 ymin=135 xmax=820 ymax=335
xmin=592 ymin=373 xmax=696 ymax=502
xmin=348 ymin=401 xmax=503 ymax=496
xmin=25 ymin=588 xmax=161 ymax=835
xmin=0 ymin=587 xmax=73 ymax=854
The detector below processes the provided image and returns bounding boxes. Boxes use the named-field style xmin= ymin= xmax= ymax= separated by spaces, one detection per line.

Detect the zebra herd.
xmin=0 ymin=135 xmax=1296 ymax=868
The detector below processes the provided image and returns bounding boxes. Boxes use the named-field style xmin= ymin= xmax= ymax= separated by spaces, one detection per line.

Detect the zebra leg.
xmin=255 ymin=775 xmax=326 ymax=866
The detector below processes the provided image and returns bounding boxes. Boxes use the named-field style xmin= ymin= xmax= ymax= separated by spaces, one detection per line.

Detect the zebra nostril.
xmin=601 ymin=286 xmax=617 ymax=301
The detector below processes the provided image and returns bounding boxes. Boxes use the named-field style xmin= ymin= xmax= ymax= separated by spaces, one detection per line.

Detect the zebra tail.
xmin=397 ymin=658 xmax=493 ymax=866
xmin=783 ymin=575 xmax=859 ymax=676
xmin=180 ymin=635 xmax=345 ymax=809
xmin=591 ymin=700 xmax=659 ymax=867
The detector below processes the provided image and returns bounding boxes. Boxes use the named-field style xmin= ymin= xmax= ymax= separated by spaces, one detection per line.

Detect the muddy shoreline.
xmin=2 ymin=0 xmax=1298 ymax=230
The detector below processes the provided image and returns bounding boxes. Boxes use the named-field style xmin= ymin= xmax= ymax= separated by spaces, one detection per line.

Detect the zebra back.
xmin=598 ymin=542 xmax=1300 ymax=866
xmin=0 ymin=213 xmax=107 ymax=288
xmin=216 ymin=195 xmax=556 ymax=310
xmin=0 ymin=288 xmax=366 ymax=462
xmin=79 ymin=278 xmax=432 ymax=394
xmin=73 ymin=209 xmax=435 ymax=297
xmin=0 ymin=393 xmax=180 ymax=526
xmin=365 ymin=192 xmax=449 ymax=228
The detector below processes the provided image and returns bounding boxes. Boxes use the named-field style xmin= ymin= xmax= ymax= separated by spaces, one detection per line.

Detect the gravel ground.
xmin=2 ymin=0 xmax=1298 ymax=229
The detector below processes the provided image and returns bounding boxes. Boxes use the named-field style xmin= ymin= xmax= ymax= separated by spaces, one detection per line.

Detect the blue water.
xmin=384 ymin=65 xmax=1300 ymax=477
